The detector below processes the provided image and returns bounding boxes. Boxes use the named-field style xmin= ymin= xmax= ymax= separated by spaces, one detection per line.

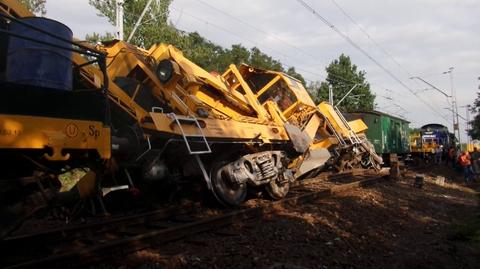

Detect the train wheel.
xmin=265 ymin=179 xmax=290 ymax=200
xmin=210 ymin=163 xmax=247 ymax=207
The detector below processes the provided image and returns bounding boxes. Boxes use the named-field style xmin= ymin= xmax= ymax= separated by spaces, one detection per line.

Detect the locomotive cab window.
xmin=258 ymin=79 xmax=297 ymax=111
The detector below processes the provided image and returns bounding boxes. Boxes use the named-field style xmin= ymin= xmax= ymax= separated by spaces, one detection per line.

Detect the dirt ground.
xmin=106 ymin=164 xmax=480 ymax=269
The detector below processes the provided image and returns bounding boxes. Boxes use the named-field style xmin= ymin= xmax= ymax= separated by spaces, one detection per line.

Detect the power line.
xmin=328 ymin=1 xmax=450 ymax=120
xmin=189 ymin=0 xmax=368 ymax=88
xmin=294 ymin=0 xmax=451 ymax=123
xmin=169 ymin=6 xmax=324 ymax=80
xmin=194 ymin=0 xmax=326 ymax=67
xmin=176 ymin=0 xmax=427 ymax=117
xmin=329 ymin=0 xmax=414 ymax=78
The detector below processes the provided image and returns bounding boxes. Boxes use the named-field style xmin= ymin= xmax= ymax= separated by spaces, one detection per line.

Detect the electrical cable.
xmin=194 ymin=0 xmax=325 ymax=66
xmin=329 ymin=0 xmax=413 ymax=78
xmin=294 ymin=0 xmax=451 ymax=124
xmin=169 ymin=6 xmax=325 ymax=80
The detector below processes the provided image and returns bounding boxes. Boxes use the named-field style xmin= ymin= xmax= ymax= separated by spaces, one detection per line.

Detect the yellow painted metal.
xmin=0 ymin=114 xmax=111 ymax=160
xmin=348 ymin=119 xmax=368 ymax=134
xmin=409 ymin=131 xmax=422 ymax=153
xmin=310 ymin=138 xmax=336 ymax=150
xmin=264 ymin=100 xmax=287 ymax=125
xmin=255 ymin=75 xmax=281 ymax=97
xmin=303 ymin=113 xmax=322 ymax=141
xmin=103 ymin=42 xmax=267 ymax=124
xmin=0 ymin=0 xmax=32 ymax=17
xmin=226 ymin=64 xmax=270 ymax=121
xmin=99 ymin=38 xmax=370 ymax=154
xmin=149 ymin=112 xmax=288 ymax=142
xmin=317 ymin=102 xmax=351 ymax=138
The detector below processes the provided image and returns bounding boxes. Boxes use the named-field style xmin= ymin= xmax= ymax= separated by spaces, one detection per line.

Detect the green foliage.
xmin=286 ymin=66 xmax=306 ymax=85
xmin=249 ymin=47 xmax=283 ymax=72
xmin=19 ymin=0 xmax=46 ymax=16
xmin=85 ymin=32 xmax=116 ymax=43
xmin=309 ymin=54 xmax=375 ymax=111
xmin=89 ymin=0 xmax=171 ymax=47
xmin=468 ymin=92 xmax=480 ymax=139
xmin=87 ymin=0 xmax=306 ymax=85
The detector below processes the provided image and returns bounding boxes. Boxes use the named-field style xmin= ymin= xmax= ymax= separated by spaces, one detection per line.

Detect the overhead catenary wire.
xmin=179 ymin=0 xmax=376 ymax=89
xmin=294 ymin=0 xmax=451 ymax=124
xmin=197 ymin=0 xmax=420 ymax=114
xmin=123 ymin=0 xmax=452 ymax=126
xmin=193 ymin=0 xmax=448 ymax=121
xmin=173 ymin=0 xmax=442 ymax=123
xmin=193 ymin=0 xmax=377 ymax=88
xmin=329 ymin=0 xmax=438 ymax=112
xmin=194 ymin=0 xmax=325 ymax=67
xmin=169 ymin=6 xmax=326 ymax=82
xmin=329 ymin=0 xmax=414 ymax=78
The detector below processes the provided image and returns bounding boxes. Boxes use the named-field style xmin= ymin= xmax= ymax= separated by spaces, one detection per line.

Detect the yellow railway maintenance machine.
xmin=0 ymin=0 xmax=381 ymax=236
xmin=98 ymin=41 xmax=382 ymax=205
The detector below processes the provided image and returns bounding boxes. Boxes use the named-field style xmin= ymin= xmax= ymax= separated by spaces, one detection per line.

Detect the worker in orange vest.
xmin=458 ymin=151 xmax=475 ymax=182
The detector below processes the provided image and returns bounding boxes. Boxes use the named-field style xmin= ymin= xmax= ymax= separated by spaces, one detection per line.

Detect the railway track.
xmin=0 ymin=169 xmax=389 ymax=269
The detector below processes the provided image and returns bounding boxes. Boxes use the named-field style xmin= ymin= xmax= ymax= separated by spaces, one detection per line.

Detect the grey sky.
xmin=45 ymin=0 xmax=480 ymax=142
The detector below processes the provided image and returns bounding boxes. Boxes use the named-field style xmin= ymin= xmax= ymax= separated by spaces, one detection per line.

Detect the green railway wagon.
xmin=346 ymin=111 xmax=410 ymax=159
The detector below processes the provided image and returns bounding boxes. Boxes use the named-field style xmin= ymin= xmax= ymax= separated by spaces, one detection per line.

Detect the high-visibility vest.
xmin=459 ymin=154 xmax=471 ymax=166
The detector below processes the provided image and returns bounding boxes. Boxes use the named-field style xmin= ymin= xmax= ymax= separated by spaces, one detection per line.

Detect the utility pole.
xmin=461 ymin=105 xmax=471 ymax=144
xmin=116 ymin=0 xmax=124 ymax=40
xmin=443 ymin=67 xmax=460 ymax=145
xmin=328 ymin=84 xmax=333 ymax=105
xmin=466 ymin=105 xmax=470 ymax=144
xmin=127 ymin=0 xmax=155 ymax=42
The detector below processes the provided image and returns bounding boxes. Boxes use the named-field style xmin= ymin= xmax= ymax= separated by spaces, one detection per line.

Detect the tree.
xmin=227 ymin=44 xmax=250 ymax=66
xmin=87 ymin=0 xmax=306 ymax=84
xmin=85 ymin=32 xmax=116 ymax=44
xmin=89 ymin=0 xmax=172 ymax=48
xmin=19 ymin=0 xmax=46 ymax=16
xmin=309 ymin=54 xmax=375 ymax=111
xmin=468 ymin=92 xmax=480 ymax=139
xmin=286 ymin=66 xmax=306 ymax=86
xmin=249 ymin=47 xmax=283 ymax=72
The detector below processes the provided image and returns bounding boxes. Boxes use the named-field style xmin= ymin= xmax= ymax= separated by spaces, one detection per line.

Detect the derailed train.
xmin=0 ymin=0 xmax=381 ymax=235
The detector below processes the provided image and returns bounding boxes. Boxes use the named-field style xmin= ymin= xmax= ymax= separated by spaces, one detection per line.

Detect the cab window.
xmin=257 ymin=79 xmax=297 ymax=111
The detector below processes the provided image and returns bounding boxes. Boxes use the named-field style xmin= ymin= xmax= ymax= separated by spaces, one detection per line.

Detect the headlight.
xmin=156 ymin=59 xmax=174 ymax=83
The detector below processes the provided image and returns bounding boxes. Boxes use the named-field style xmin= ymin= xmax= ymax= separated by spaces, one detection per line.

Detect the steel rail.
xmin=2 ymin=169 xmax=362 ymax=243
xmin=2 ymin=170 xmax=388 ymax=269
xmin=1 ymin=203 xmax=196 ymax=244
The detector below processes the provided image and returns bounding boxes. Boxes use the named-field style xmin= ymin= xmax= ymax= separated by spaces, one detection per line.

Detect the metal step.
xmin=169 ymin=113 xmax=212 ymax=155
xmin=334 ymin=106 xmax=362 ymax=145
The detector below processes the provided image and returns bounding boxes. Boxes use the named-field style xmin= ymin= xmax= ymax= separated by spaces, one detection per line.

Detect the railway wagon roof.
xmin=421 ymin=123 xmax=448 ymax=130
xmin=347 ymin=110 xmax=410 ymax=124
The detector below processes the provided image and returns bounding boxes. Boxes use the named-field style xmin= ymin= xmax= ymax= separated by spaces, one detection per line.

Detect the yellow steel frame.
xmin=0 ymin=114 xmax=111 ymax=160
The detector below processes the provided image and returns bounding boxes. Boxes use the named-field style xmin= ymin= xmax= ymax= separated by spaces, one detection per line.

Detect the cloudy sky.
xmin=45 ymin=0 xmax=480 ymax=142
